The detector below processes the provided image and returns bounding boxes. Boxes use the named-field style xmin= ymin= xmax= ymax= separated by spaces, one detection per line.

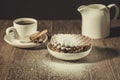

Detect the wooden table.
xmin=0 ymin=20 xmax=120 ymax=80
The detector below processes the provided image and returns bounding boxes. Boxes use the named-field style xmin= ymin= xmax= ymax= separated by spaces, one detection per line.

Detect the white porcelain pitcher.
xmin=77 ymin=4 xmax=119 ymax=39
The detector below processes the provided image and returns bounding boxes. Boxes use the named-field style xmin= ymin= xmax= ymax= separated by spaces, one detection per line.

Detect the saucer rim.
xmin=4 ymin=34 xmax=48 ymax=48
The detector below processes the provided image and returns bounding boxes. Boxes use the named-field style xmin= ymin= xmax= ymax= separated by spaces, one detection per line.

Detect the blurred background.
xmin=0 ymin=0 xmax=119 ymax=19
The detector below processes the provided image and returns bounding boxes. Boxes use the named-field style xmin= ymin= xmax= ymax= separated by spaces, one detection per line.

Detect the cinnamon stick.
xmin=30 ymin=29 xmax=48 ymax=41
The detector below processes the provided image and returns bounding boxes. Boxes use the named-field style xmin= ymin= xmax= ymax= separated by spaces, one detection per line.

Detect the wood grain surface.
xmin=0 ymin=20 xmax=120 ymax=80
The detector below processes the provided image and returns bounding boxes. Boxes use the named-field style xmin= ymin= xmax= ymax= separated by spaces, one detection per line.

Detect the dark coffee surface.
xmin=16 ymin=20 xmax=34 ymax=25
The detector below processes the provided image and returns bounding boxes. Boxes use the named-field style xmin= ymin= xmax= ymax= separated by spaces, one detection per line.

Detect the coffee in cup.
xmin=16 ymin=20 xmax=35 ymax=25
xmin=6 ymin=18 xmax=37 ymax=43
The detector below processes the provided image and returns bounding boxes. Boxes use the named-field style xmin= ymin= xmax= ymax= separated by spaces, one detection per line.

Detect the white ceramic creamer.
xmin=77 ymin=4 xmax=119 ymax=39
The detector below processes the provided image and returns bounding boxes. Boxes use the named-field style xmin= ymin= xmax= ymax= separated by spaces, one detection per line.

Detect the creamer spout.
xmin=77 ymin=5 xmax=87 ymax=13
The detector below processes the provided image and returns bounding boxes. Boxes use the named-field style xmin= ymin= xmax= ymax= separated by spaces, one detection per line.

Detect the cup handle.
xmin=107 ymin=4 xmax=119 ymax=20
xmin=6 ymin=27 xmax=18 ymax=38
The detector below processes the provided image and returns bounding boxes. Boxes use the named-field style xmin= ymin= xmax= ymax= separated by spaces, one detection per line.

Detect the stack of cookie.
xmin=48 ymin=34 xmax=92 ymax=53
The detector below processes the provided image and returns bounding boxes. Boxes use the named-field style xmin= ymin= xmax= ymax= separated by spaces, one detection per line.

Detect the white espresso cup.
xmin=6 ymin=18 xmax=37 ymax=43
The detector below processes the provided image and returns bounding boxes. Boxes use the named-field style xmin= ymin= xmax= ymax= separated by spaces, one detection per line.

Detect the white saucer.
xmin=4 ymin=34 xmax=48 ymax=48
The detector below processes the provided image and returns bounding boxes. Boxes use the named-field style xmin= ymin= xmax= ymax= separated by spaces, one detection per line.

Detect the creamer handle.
xmin=107 ymin=4 xmax=119 ymax=20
